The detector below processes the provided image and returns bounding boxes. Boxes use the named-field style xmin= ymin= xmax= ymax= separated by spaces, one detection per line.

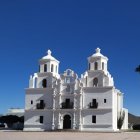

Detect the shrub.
xmin=133 ymin=124 xmax=140 ymax=130
xmin=0 ymin=115 xmax=24 ymax=128
xmin=117 ymin=110 xmax=125 ymax=129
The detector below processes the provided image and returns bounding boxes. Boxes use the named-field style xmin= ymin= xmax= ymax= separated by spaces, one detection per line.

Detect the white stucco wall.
xmin=24 ymin=110 xmax=53 ymax=131
xmin=24 ymin=49 xmax=128 ymax=132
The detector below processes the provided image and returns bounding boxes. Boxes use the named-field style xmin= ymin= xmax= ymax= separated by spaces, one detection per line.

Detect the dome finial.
xmin=96 ymin=48 xmax=101 ymax=53
xmin=47 ymin=49 xmax=52 ymax=55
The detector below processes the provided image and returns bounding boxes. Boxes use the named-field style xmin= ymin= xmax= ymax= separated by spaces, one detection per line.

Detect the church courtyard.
xmin=0 ymin=131 xmax=140 ymax=140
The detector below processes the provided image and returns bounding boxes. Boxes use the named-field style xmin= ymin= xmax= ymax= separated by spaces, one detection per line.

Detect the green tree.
xmin=0 ymin=115 xmax=20 ymax=128
xmin=117 ymin=110 xmax=125 ymax=130
xmin=135 ymin=65 xmax=140 ymax=73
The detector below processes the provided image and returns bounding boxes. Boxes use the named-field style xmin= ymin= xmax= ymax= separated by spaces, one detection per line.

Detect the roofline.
xmin=39 ymin=59 xmax=60 ymax=64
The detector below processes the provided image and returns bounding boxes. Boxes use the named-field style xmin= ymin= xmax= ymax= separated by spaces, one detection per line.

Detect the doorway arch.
xmin=63 ymin=114 xmax=71 ymax=129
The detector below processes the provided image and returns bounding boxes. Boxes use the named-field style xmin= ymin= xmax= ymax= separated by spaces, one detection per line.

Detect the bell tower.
xmin=88 ymin=48 xmax=108 ymax=73
xmin=81 ymin=47 xmax=114 ymax=88
xmin=39 ymin=49 xmax=60 ymax=76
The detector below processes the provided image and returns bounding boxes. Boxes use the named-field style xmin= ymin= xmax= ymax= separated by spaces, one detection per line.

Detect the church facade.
xmin=24 ymin=48 xmax=128 ymax=131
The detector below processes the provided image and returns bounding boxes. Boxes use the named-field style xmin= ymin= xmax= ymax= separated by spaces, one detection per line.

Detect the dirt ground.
xmin=0 ymin=131 xmax=140 ymax=140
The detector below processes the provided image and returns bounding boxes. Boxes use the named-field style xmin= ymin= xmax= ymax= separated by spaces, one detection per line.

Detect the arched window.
xmin=86 ymin=76 xmax=87 ymax=86
xmin=102 ymin=62 xmax=104 ymax=70
xmin=67 ymin=70 xmax=71 ymax=76
xmin=56 ymin=66 xmax=57 ymax=73
xmin=42 ymin=79 xmax=47 ymax=88
xmin=44 ymin=64 xmax=47 ymax=72
xmin=89 ymin=63 xmax=91 ymax=70
xmin=93 ymin=78 xmax=98 ymax=87
xmin=34 ymin=77 xmax=37 ymax=88
xmin=66 ymin=84 xmax=70 ymax=92
xmin=66 ymin=77 xmax=70 ymax=83
xmin=94 ymin=62 xmax=98 ymax=70
xmin=39 ymin=65 xmax=40 ymax=72
xmin=51 ymin=64 xmax=54 ymax=72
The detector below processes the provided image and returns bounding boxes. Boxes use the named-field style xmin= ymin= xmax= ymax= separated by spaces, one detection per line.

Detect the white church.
xmin=24 ymin=48 xmax=128 ymax=131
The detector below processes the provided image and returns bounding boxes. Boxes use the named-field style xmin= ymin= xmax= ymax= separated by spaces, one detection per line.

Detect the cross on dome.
xmin=47 ymin=49 xmax=52 ymax=55
xmin=96 ymin=48 xmax=101 ymax=53
xmin=42 ymin=49 xmax=59 ymax=63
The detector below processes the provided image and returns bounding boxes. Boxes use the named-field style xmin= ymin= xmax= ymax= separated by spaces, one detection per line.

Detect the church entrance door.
xmin=63 ymin=115 xmax=71 ymax=129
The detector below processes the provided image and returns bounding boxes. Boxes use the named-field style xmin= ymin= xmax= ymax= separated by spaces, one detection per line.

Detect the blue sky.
xmin=0 ymin=0 xmax=140 ymax=115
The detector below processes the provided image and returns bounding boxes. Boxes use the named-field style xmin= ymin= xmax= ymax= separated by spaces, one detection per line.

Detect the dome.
xmin=89 ymin=48 xmax=108 ymax=60
xmin=41 ymin=50 xmax=59 ymax=63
